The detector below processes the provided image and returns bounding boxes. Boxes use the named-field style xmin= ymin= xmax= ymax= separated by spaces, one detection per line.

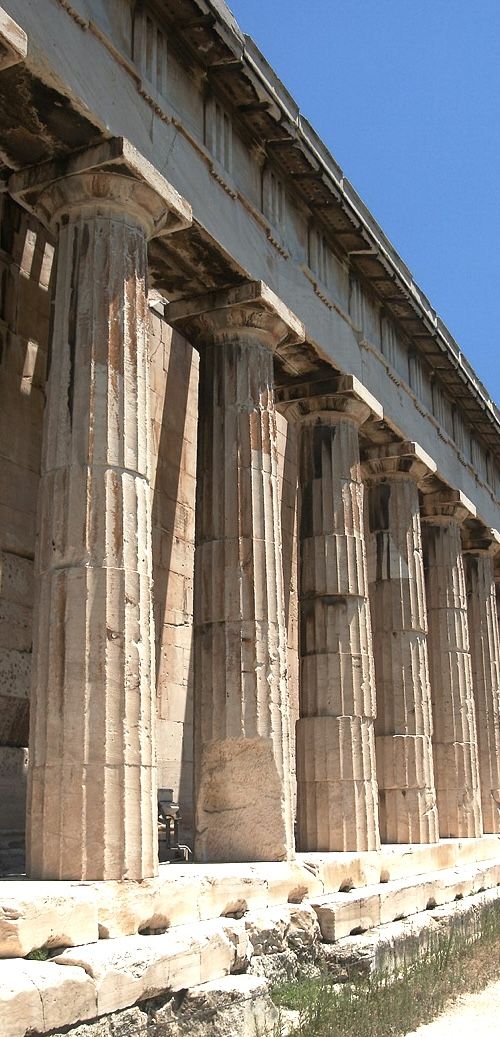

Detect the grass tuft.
xmin=25 ymin=946 xmax=50 ymax=961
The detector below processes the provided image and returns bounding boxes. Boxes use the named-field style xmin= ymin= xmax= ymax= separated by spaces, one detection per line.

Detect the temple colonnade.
xmin=8 ymin=140 xmax=500 ymax=881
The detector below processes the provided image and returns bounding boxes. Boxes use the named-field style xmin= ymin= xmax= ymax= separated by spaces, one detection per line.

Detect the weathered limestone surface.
xmin=463 ymin=524 xmax=500 ymax=833
xmin=2 ymin=856 xmax=500 ymax=1037
xmin=48 ymin=1008 xmax=148 ymax=1037
xmin=310 ymin=858 xmax=500 ymax=942
xmin=0 ymin=957 xmax=97 ymax=1037
xmin=277 ymin=377 xmax=381 ymax=853
xmin=323 ymin=884 xmax=500 ymax=981
xmin=54 ymin=917 xmax=250 ymax=1015
xmin=6 ymin=886 xmax=499 ymax=1036
xmin=421 ymin=491 xmax=482 ymax=838
xmin=9 ymin=139 xmax=191 ymax=881
xmin=41 ymin=977 xmax=277 ymax=1037
xmin=167 ymin=282 xmax=304 ymax=864
xmin=0 ymin=880 xmax=98 ymax=957
xmin=362 ymin=442 xmax=439 ymax=844
xmin=149 ymin=974 xmax=278 ymax=1037
xmin=2 ymin=841 xmax=499 ymax=957
xmin=0 ymin=850 xmax=500 ymax=1036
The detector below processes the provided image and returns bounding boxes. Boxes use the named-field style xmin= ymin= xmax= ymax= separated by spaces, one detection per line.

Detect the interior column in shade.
xmin=167 ymin=282 xmax=305 ymax=863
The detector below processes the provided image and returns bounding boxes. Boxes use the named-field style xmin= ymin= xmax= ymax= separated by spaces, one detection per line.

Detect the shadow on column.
xmin=0 ymin=200 xmax=55 ymax=876
xmin=151 ymin=322 xmax=198 ymax=853
xmin=280 ymin=419 xmax=299 ymax=628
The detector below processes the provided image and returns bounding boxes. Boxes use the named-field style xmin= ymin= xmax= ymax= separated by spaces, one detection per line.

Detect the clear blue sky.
xmin=227 ymin=1 xmax=500 ymax=405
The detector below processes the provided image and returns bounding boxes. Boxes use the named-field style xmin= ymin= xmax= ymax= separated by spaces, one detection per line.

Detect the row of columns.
xmin=273 ymin=391 xmax=500 ymax=855
xmin=7 ymin=138 xmax=500 ymax=879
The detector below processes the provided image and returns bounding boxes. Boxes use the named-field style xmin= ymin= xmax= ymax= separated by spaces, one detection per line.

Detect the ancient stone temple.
xmin=0 ymin=4 xmax=499 ymax=1036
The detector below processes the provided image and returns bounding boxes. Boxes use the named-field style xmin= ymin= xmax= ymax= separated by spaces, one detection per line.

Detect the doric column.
xmin=10 ymin=139 xmax=191 ymax=880
xmin=276 ymin=376 xmax=381 ymax=852
xmin=361 ymin=442 xmax=439 ymax=844
xmin=421 ymin=490 xmax=482 ymax=838
xmin=166 ymin=282 xmax=304 ymax=863
xmin=462 ymin=522 xmax=500 ymax=833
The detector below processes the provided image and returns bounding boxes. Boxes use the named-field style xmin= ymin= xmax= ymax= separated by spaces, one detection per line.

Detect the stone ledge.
xmin=27 ymin=975 xmax=278 ymax=1037
xmin=0 ymin=958 xmax=96 ymax=1037
xmin=322 ymin=884 xmax=500 ymax=981
xmin=54 ymin=917 xmax=247 ymax=1016
xmin=1 ymin=837 xmax=499 ymax=956
xmin=0 ymin=883 xmax=99 ymax=957
xmin=0 ymin=876 xmax=499 ymax=1037
xmin=310 ymin=858 xmax=500 ymax=941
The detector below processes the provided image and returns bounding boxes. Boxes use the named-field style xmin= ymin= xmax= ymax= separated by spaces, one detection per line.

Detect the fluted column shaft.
xmin=463 ymin=529 xmax=500 ymax=833
xmin=10 ymin=143 xmax=191 ymax=879
xmin=421 ymin=493 xmax=482 ymax=838
xmin=167 ymin=283 xmax=304 ymax=863
xmin=277 ymin=378 xmax=380 ymax=851
xmin=362 ymin=444 xmax=438 ymax=843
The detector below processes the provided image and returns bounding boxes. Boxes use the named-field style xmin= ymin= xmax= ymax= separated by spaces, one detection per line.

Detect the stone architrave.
xmin=0 ymin=9 xmax=27 ymax=71
xmin=276 ymin=376 xmax=381 ymax=852
xmin=421 ymin=490 xmax=482 ymax=838
xmin=9 ymin=139 xmax=192 ymax=880
xmin=167 ymin=283 xmax=304 ymax=864
xmin=361 ymin=442 xmax=439 ymax=844
xmin=462 ymin=523 xmax=500 ymax=833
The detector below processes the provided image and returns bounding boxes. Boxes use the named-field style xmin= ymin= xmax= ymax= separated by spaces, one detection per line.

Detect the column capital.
xmin=8 ymin=137 xmax=192 ymax=239
xmin=0 ymin=10 xmax=27 ymax=71
xmin=361 ymin=440 xmax=436 ymax=486
xmin=461 ymin=520 xmax=500 ymax=556
xmin=165 ymin=281 xmax=304 ymax=354
xmin=421 ymin=487 xmax=476 ymax=526
xmin=274 ymin=373 xmax=383 ymax=427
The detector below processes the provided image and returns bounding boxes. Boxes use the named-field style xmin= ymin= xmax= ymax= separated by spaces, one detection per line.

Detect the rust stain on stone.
xmin=112 ymin=473 xmax=122 ymax=563
xmin=313 ymin=423 xmax=334 ymax=480
xmin=261 ymin=411 xmax=271 ymax=455
xmin=249 ymin=410 xmax=259 ymax=452
xmin=369 ymin=481 xmax=391 ymax=533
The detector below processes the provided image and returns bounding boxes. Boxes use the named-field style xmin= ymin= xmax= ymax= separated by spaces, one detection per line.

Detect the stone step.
xmin=1 ymin=837 xmax=499 ymax=956
xmin=0 ymin=907 xmax=316 ymax=1037
xmin=310 ymin=857 xmax=500 ymax=941
xmin=300 ymin=834 xmax=500 ymax=890
xmin=1 ymin=882 xmax=500 ymax=1037
xmin=321 ymin=884 xmax=500 ymax=981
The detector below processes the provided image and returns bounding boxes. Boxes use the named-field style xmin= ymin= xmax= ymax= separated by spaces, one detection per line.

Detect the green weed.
xmin=273 ymin=899 xmax=500 ymax=1037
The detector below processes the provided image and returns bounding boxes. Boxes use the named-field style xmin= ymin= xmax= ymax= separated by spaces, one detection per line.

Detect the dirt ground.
xmin=405 ymin=978 xmax=500 ymax=1036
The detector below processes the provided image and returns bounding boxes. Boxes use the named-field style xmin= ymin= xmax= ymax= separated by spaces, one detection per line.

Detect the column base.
xmin=195 ymin=738 xmax=294 ymax=863
xmin=296 ymin=716 xmax=380 ymax=852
